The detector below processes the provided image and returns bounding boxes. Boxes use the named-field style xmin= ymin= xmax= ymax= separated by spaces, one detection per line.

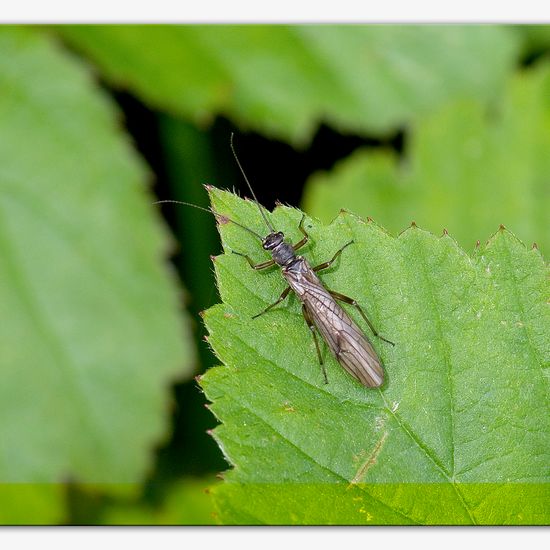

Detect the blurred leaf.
xmin=200 ymin=189 xmax=549 ymax=524
xmin=0 ymin=27 xmax=194 ymax=486
xmin=304 ymin=60 xmax=550 ymax=256
xmin=57 ymin=25 xmax=520 ymax=145
xmin=101 ymin=477 xmax=217 ymax=525
xmin=513 ymin=24 xmax=550 ymax=57
xmin=0 ymin=484 xmax=64 ymax=524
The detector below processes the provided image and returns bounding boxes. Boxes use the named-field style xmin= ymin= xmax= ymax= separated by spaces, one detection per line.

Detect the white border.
xmin=0 ymin=527 xmax=545 ymax=550
xmin=0 ymin=2 xmax=547 ymax=545
xmin=0 ymin=1 xmax=550 ymax=23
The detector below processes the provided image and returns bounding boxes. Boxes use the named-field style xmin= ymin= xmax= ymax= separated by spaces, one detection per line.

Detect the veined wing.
xmin=300 ymin=270 xmax=384 ymax=388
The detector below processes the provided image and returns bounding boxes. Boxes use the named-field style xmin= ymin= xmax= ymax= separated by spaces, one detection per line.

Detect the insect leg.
xmin=313 ymin=241 xmax=354 ymax=272
xmin=301 ymin=304 xmax=328 ymax=384
xmin=252 ymin=286 xmax=291 ymax=319
xmin=292 ymin=213 xmax=309 ymax=251
xmin=328 ymin=289 xmax=395 ymax=346
xmin=232 ymin=251 xmax=275 ymax=270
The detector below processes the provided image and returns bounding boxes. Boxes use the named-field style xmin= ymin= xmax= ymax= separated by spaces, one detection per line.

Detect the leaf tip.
xmin=499 ymin=224 xmax=506 ymax=231
xmin=410 ymin=220 xmax=417 ymax=228
xmin=475 ymin=240 xmax=480 ymax=249
xmin=204 ymin=183 xmax=215 ymax=192
xmin=442 ymin=228 xmax=448 ymax=236
xmin=532 ymin=242 xmax=538 ymax=250
xmin=210 ymin=254 xmax=217 ymax=262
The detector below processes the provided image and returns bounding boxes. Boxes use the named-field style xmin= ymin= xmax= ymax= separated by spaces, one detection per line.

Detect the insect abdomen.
xmin=307 ymin=299 xmax=384 ymax=388
xmin=284 ymin=258 xmax=384 ymax=388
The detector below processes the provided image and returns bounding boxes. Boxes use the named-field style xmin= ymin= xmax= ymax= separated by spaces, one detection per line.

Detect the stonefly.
xmin=156 ymin=135 xmax=394 ymax=387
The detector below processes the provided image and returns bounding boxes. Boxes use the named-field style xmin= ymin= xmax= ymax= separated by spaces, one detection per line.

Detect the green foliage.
xmin=0 ymin=484 xmax=64 ymax=524
xmin=514 ymin=24 xmax=550 ymax=57
xmin=0 ymin=23 xmax=547 ymax=526
xmin=101 ymin=477 xmax=217 ymax=525
xmin=57 ymin=25 xmax=519 ymax=144
xmin=200 ymin=189 xmax=549 ymax=524
xmin=304 ymin=60 xmax=550 ymax=256
xmin=0 ymin=25 xmax=194 ymax=499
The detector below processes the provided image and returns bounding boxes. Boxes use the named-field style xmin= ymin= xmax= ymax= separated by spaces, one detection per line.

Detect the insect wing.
xmin=300 ymin=271 xmax=384 ymax=388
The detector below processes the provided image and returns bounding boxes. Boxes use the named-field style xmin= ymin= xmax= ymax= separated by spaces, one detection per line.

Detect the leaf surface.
xmin=101 ymin=477 xmax=218 ymax=525
xmin=200 ymin=189 xmax=549 ymax=524
xmin=0 ymin=27 xmax=193 ymax=484
xmin=57 ymin=25 xmax=519 ymax=144
xmin=0 ymin=484 xmax=64 ymax=524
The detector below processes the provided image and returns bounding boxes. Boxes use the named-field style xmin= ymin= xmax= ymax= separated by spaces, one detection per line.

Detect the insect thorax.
xmin=271 ymin=241 xmax=296 ymax=266
xmin=283 ymin=257 xmax=313 ymax=284
xmin=262 ymin=231 xmax=296 ymax=266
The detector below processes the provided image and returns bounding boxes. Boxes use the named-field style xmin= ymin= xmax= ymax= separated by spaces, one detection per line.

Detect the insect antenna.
xmin=230 ymin=133 xmax=275 ymax=233
xmin=154 ymin=199 xmax=264 ymax=241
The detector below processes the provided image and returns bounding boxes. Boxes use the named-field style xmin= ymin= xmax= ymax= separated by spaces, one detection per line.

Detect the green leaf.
xmin=101 ymin=477 xmax=218 ymax=525
xmin=303 ymin=60 xmax=550 ymax=256
xmin=0 ymin=484 xmax=64 ymax=524
xmin=57 ymin=25 xmax=520 ymax=145
xmin=199 ymin=189 xmax=549 ymax=524
xmin=513 ymin=24 xmax=550 ymax=57
xmin=0 ymin=27 xmax=194 ymax=484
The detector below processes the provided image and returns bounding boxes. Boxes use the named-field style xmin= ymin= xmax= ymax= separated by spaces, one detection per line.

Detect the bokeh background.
xmin=0 ymin=24 xmax=548 ymax=524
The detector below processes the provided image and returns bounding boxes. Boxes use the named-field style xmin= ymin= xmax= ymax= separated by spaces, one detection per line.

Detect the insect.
xmin=157 ymin=136 xmax=394 ymax=387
